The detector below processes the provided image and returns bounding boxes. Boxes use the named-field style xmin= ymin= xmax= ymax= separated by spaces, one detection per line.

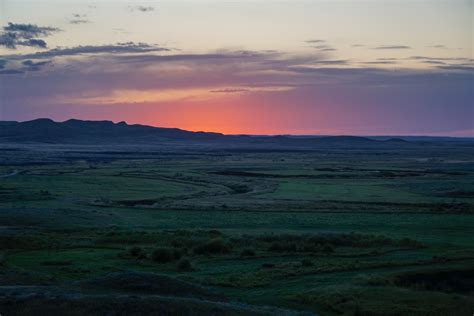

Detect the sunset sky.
xmin=0 ymin=0 xmax=472 ymax=135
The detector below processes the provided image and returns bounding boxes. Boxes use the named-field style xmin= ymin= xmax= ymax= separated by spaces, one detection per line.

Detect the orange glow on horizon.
xmin=124 ymin=95 xmax=333 ymax=135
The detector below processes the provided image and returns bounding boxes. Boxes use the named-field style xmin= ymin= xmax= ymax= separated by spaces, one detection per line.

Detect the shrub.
xmin=128 ymin=246 xmax=144 ymax=258
xmin=354 ymin=274 xmax=391 ymax=286
xmin=176 ymin=258 xmax=194 ymax=272
xmin=40 ymin=260 xmax=73 ymax=266
xmin=399 ymin=237 xmax=425 ymax=248
xmin=152 ymin=247 xmax=181 ymax=263
xmin=322 ymin=244 xmax=334 ymax=254
xmin=240 ymin=248 xmax=256 ymax=257
xmin=261 ymin=263 xmax=275 ymax=269
xmin=268 ymin=242 xmax=297 ymax=253
xmin=39 ymin=190 xmax=51 ymax=196
xmin=208 ymin=229 xmax=222 ymax=237
xmin=194 ymin=238 xmax=231 ymax=255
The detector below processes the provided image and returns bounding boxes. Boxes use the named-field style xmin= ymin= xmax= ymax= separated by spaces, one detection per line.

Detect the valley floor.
xmin=0 ymin=143 xmax=473 ymax=315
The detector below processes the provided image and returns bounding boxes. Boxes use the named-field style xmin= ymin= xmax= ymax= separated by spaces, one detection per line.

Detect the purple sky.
xmin=0 ymin=0 xmax=473 ymax=135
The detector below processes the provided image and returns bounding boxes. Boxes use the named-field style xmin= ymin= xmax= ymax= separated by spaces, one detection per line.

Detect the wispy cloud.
xmin=6 ymin=42 xmax=170 ymax=59
xmin=362 ymin=61 xmax=398 ymax=65
xmin=70 ymin=19 xmax=90 ymax=25
xmin=0 ymin=58 xmax=52 ymax=75
xmin=305 ymin=39 xmax=326 ymax=44
xmin=21 ymin=59 xmax=52 ymax=71
xmin=309 ymin=44 xmax=337 ymax=52
xmin=373 ymin=45 xmax=411 ymax=50
xmin=128 ymin=6 xmax=155 ymax=12
xmin=428 ymin=45 xmax=447 ymax=49
xmin=408 ymin=56 xmax=471 ymax=62
xmin=69 ymin=14 xmax=90 ymax=24
xmin=0 ymin=69 xmax=23 ymax=75
xmin=210 ymin=88 xmax=249 ymax=93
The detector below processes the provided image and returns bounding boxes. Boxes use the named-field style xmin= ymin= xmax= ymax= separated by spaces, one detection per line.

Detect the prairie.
xmin=0 ymin=142 xmax=473 ymax=315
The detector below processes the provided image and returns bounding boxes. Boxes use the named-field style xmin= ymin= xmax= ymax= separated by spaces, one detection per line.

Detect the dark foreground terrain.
xmin=0 ymin=120 xmax=473 ymax=315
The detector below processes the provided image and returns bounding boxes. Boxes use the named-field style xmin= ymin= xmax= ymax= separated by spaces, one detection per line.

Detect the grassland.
xmin=0 ymin=143 xmax=473 ymax=315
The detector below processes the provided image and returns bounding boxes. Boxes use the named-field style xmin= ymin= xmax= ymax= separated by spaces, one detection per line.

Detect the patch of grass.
xmin=176 ymin=258 xmax=194 ymax=272
xmin=240 ymin=248 xmax=256 ymax=257
xmin=290 ymin=285 xmax=474 ymax=316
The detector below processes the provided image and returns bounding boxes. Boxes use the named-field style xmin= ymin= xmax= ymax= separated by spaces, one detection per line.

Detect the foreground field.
xmin=0 ymin=143 xmax=473 ymax=315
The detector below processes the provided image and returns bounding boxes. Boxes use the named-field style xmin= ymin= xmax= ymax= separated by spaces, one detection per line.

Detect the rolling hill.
xmin=0 ymin=118 xmax=415 ymax=148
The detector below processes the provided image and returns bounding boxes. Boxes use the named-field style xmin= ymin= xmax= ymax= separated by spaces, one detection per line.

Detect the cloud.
xmin=0 ymin=33 xmax=17 ymax=48
xmin=0 ymin=59 xmax=52 ymax=74
xmin=70 ymin=19 xmax=90 ymax=25
xmin=422 ymin=60 xmax=446 ymax=65
xmin=21 ymin=60 xmax=49 ymax=66
xmin=0 ymin=33 xmax=47 ymax=49
xmin=312 ymin=59 xmax=347 ymax=65
xmin=0 ymin=22 xmax=60 ymax=49
xmin=437 ymin=65 xmax=474 ymax=71
xmin=306 ymin=40 xmax=338 ymax=53
xmin=210 ymin=88 xmax=249 ymax=93
xmin=69 ymin=13 xmax=90 ymax=24
xmin=3 ymin=22 xmax=60 ymax=38
xmin=408 ymin=56 xmax=470 ymax=62
xmin=373 ymin=45 xmax=411 ymax=50
xmin=22 ymin=39 xmax=47 ymax=48
xmin=112 ymin=28 xmax=128 ymax=34
xmin=309 ymin=44 xmax=337 ymax=52
xmin=59 ymin=85 xmax=294 ymax=105
xmin=9 ymin=42 xmax=170 ymax=59
xmin=137 ymin=6 xmax=154 ymax=12
xmin=128 ymin=6 xmax=155 ymax=12
xmin=21 ymin=59 xmax=52 ymax=71
xmin=287 ymin=66 xmax=380 ymax=76
xmin=428 ymin=45 xmax=446 ymax=49
xmin=363 ymin=61 xmax=397 ymax=65
xmin=2 ymin=45 xmax=472 ymax=136
xmin=0 ymin=69 xmax=24 ymax=75
xmin=209 ymin=87 xmax=291 ymax=94
xmin=305 ymin=39 xmax=326 ymax=44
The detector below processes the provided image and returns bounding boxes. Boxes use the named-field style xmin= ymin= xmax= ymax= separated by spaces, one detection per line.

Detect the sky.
xmin=0 ymin=0 xmax=472 ymax=135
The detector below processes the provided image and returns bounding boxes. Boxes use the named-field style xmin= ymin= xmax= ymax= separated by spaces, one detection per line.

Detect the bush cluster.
xmin=194 ymin=238 xmax=232 ymax=255
xmin=152 ymin=247 xmax=182 ymax=263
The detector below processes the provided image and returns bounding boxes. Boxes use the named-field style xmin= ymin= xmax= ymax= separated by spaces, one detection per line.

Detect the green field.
xmin=0 ymin=144 xmax=473 ymax=315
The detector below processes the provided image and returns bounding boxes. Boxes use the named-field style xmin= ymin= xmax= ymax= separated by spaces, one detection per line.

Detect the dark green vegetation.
xmin=0 ymin=132 xmax=473 ymax=315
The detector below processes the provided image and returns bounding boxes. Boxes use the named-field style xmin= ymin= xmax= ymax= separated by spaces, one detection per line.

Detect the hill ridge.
xmin=0 ymin=118 xmax=414 ymax=147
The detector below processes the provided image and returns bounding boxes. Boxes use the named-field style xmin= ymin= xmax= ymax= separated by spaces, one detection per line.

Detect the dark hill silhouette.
xmin=0 ymin=118 xmax=415 ymax=148
xmin=0 ymin=118 xmax=224 ymax=144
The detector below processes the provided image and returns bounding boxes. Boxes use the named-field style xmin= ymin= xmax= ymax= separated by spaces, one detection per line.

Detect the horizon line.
xmin=3 ymin=117 xmax=473 ymax=139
